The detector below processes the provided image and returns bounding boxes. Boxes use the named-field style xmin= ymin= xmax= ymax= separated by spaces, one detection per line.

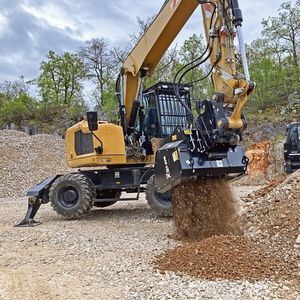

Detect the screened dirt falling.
xmin=172 ymin=178 xmax=242 ymax=240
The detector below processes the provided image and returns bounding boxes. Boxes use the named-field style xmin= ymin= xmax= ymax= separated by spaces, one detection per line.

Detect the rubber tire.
xmin=94 ymin=191 xmax=121 ymax=208
xmin=284 ymin=163 xmax=293 ymax=174
xmin=49 ymin=173 xmax=94 ymax=218
xmin=145 ymin=175 xmax=172 ymax=217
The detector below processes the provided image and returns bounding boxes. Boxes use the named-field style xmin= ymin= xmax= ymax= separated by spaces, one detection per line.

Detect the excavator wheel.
xmin=145 ymin=175 xmax=172 ymax=217
xmin=49 ymin=173 xmax=94 ymax=218
xmin=94 ymin=190 xmax=121 ymax=208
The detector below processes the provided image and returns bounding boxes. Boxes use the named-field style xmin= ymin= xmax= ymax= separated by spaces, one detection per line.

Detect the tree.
xmin=0 ymin=92 xmax=37 ymax=128
xmin=261 ymin=0 xmax=300 ymax=67
xmin=177 ymin=34 xmax=210 ymax=101
xmin=79 ymin=38 xmax=123 ymax=120
xmin=130 ymin=16 xmax=156 ymax=45
xmin=0 ymin=77 xmax=28 ymax=99
xmin=37 ymin=51 xmax=87 ymax=133
xmin=38 ymin=51 xmax=86 ymax=108
xmin=79 ymin=38 xmax=116 ymax=105
xmin=241 ymin=1 xmax=300 ymax=114
xmin=0 ymin=78 xmax=38 ymax=129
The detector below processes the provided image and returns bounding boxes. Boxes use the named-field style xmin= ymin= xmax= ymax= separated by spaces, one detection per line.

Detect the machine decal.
xmin=216 ymin=160 xmax=224 ymax=167
xmin=170 ymin=0 xmax=179 ymax=10
xmin=204 ymin=3 xmax=212 ymax=18
xmin=172 ymin=150 xmax=179 ymax=162
xmin=163 ymin=156 xmax=172 ymax=180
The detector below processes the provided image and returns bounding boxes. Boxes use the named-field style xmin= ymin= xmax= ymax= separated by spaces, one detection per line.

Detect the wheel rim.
xmin=58 ymin=186 xmax=79 ymax=208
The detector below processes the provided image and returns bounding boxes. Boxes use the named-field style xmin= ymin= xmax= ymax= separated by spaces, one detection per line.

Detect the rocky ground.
xmin=0 ymin=130 xmax=69 ymax=198
xmin=0 ymin=190 xmax=299 ymax=300
xmin=155 ymin=172 xmax=300 ymax=291
xmin=0 ymin=129 xmax=299 ymax=299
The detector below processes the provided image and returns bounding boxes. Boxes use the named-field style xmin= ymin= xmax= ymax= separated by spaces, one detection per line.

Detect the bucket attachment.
xmin=15 ymin=197 xmax=42 ymax=227
xmin=154 ymin=139 xmax=248 ymax=194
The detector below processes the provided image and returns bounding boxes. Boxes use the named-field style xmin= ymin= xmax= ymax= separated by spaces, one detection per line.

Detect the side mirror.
xmin=86 ymin=111 xmax=98 ymax=131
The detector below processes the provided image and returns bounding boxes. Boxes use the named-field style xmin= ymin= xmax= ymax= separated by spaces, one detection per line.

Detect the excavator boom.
xmin=121 ymin=0 xmax=254 ymax=131
xmin=121 ymin=0 xmax=198 ymax=127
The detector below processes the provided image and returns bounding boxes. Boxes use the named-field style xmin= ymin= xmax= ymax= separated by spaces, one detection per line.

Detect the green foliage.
xmin=247 ymin=1 xmax=300 ymax=114
xmin=0 ymin=92 xmax=37 ymax=128
xmin=1 ymin=1 xmax=299 ymax=132
xmin=145 ymin=33 xmax=212 ymax=104
xmin=38 ymin=51 xmax=86 ymax=107
xmin=177 ymin=34 xmax=212 ymax=102
xmin=36 ymin=51 xmax=87 ymax=133
xmin=261 ymin=0 xmax=299 ymax=67
xmin=79 ymin=38 xmax=119 ymax=120
xmin=101 ymin=81 xmax=119 ymax=122
xmin=0 ymin=78 xmax=38 ymax=128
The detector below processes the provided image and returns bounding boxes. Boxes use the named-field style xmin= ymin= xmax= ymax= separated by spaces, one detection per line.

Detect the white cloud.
xmin=20 ymin=1 xmax=77 ymax=31
xmin=0 ymin=0 xmax=297 ymax=82
xmin=0 ymin=13 xmax=8 ymax=37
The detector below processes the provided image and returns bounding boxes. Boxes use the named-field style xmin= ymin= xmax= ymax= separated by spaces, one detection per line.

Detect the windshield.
xmin=290 ymin=124 xmax=300 ymax=143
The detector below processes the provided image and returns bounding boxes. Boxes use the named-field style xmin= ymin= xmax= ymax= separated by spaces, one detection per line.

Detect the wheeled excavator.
xmin=17 ymin=0 xmax=254 ymax=226
xmin=284 ymin=122 xmax=300 ymax=174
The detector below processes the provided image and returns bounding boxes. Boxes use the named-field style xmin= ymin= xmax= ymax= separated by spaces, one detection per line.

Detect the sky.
xmin=0 ymin=0 xmax=293 ymax=82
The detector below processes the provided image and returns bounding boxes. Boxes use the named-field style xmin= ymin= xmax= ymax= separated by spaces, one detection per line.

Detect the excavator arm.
xmin=121 ymin=0 xmax=198 ymax=128
xmin=120 ymin=0 xmax=254 ymax=133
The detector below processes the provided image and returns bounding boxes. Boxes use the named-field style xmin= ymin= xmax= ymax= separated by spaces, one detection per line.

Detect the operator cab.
xmin=284 ymin=122 xmax=300 ymax=173
xmin=142 ymin=82 xmax=191 ymax=140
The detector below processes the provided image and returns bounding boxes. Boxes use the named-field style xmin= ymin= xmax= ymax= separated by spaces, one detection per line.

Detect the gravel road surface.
xmin=0 ymin=186 xmax=299 ymax=300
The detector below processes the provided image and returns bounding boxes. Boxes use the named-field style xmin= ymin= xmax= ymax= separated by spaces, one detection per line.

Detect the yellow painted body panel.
xmin=66 ymin=120 xmax=156 ymax=168
xmin=66 ymin=120 xmax=127 ymax=168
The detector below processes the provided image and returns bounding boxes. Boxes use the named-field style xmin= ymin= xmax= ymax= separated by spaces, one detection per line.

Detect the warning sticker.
xmin=172 ymin=150 xmax=179 ymax=162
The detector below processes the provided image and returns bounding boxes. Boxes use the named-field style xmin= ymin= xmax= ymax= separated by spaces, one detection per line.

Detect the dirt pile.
xmin=242 ymin=176 xmax=286 ymax=200
xmin=238 ymin=141 xmax=271 ymax=185
xmin=0 ymin=130 xmax=70 ymax=197
xmin=156 ymin=171 xmax=299 ymax=282
xmin=155 ymin=235 xmax=294 ymax=281
xmin=172 ymin=178 xmax=241 ymax=240
xmin=243 ymin=170 xmax=300 ymax=270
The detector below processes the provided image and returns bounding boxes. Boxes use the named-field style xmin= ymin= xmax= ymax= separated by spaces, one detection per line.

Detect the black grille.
xmin=143 ymin=82 xmax=191 ymax=137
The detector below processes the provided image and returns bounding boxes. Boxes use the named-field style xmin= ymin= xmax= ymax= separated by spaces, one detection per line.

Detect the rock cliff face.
xmin=238 ymin=140 xmax=286 ymax=185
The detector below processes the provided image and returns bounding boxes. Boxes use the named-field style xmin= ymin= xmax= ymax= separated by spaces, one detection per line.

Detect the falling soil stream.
xmin=172 ymin=178 xmax=241 ymax=240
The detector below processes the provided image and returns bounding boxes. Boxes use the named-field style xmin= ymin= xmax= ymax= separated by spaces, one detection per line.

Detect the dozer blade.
xmin=154 ymin=140 xmax=248 ymax=194
xmin=15 ymin=197 xmax=42 ymax=227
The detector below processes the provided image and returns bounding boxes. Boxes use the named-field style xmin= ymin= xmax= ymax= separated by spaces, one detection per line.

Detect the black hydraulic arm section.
xmin=230 ymin=0 xmax=243 ymax=26
xmin=127 ymin=100 xmax=141 ymax=136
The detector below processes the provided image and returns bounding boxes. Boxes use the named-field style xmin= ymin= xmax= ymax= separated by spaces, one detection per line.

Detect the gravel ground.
xmin=0 ymin=130 xmax=299 ymax=299
xmin=0 ymin=186 xmax=299 ymax=300
xmin=0 ymin=130 xmax=69 ymax=198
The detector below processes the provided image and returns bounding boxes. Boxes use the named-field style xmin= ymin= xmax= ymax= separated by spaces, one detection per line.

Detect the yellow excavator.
xmin=18 ymin=0 xmax=254 ymax=225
